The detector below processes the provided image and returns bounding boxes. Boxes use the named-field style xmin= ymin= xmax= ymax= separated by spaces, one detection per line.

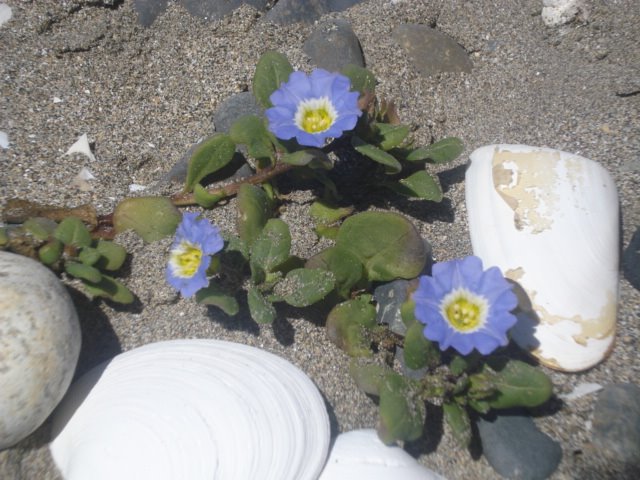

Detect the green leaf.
xmin=326 ymin=295 xmax=376 ymax=357
xmin=376 ymin=123 xmax=410 ymax=151
xmin=309 ymin=201 xmax=353 ymax=225
xmin=449 ymin=353 xmax=482 ymax=376
xmin=336 ymin=211 xmax=427 ymax=282
xmin=38 ymin=239 xmax=63 ymax=265
xmin=314 ymin=224 xmax=339 ymax=240
xmin=194 ymin=184 xmax=225 ymax=208
xmin=82 ymin=274 xmax=134 ymax=304
xmin=443 ymin=401 xmax=472 ymax=448
xmin=252 ymin=51 xmax=294 ymax=108
xmin=184 ymin=134 xmax=236 ymax=192
xmin=195 ymin=285 xmax=240 ymax=316
xmin=54 ymin=217 xmax=91 ymax=248
xmin=65 ymin=261 xmax=102 ymax=283
xmin=378 ymin=372 xmax=425 ymax=444
xmin=310 ymin=246 xmax=364 ymax=299
xmin=236 ymin=184 xmax=271 ymax=247
xmin=406 ymin=137 xmax=464 ymax=164
xmin=352 ymin=136 xmax=401 ymax=174
xmin=23 ymin=217 xmax=57 ymax=241
xmin=276 ymin=268 xmax=335 ymax=307
xmin=78 ymin=247 xmax=101 ymax=266
xmin=247 ymin=285 xmax=276 ymax=324
xmin=229 ymin=115 xmax=275 ymax=161
xmin=341 ymin=64 xmax=376 ymax=94
xmin=94 ymin=240 xmax=127 ymax=271
xmin=487 ymin=360 xmax=554 ymax=409
xmin=280 ymin=149 xmax=329 ymax=167
xmin=403 ymin=321 xmax=441 ymax=370
xmin=0 ymin=227 xmax=8 ymax=247
xmin=250 ymin=218 xmax=291 ymax=273
xmin=113 ymin=197 xmax=181 ymax=243
xmin=391 ymin=170 xmax=443 ymax=202
xmin=349 ymin=358 xmax=393 ymax=396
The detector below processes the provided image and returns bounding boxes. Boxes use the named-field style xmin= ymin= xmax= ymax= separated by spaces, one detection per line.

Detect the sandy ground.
xmin=1 ymin=0 xmax=639 ymax=478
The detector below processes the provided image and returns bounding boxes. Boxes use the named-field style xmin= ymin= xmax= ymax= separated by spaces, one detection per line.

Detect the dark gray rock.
xmin=213 ymin=92 xmax=264 ymax=134
xmin=477 ymin=411 xmax=562 ymax=480
xmin=179 ymin=0 xmax=269 ymax=22
xmin=133 ymin=0 xmax=169 ymax=27
xmin=303 ymin=19 xmax=365 ymax=72
xmin=591 ymin=383 xmax=640 ymax=466
xmin=263 ymin=0 xmax=364 ymax=25
xmin=392 ymin=24 xmax=473 ymax=77
xmin=374 ymin=278 xmax=411 ymax=336
xmin=623 ymin=227 xmax=640 ymax=290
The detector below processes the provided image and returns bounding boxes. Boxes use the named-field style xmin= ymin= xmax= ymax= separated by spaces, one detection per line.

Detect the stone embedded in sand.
xmin=0 ymin=3 xmax=12 ymax=28
xmin=541 ymin=0 xmax=584 ymax=27
xmin=0 ymin=252 xmax=81 ymax=450
xmin=303 ymin=19 xmax=365 ymax=72
xmin=465 ymin=144 xmax=619 ymax=372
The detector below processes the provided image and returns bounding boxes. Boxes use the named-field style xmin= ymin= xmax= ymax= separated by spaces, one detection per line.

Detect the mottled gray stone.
xmin=263 ymin=0 xmax=364 ymax=25
xmin=591 ymin=383 xmax=640 ymax=466
xmin=477 ymin=411 xmax=562 ymax=480
xmin=0 ymin=252 xmax=81 ymax=450
xmin=133 ymin=0 xmax=169 ymax=27
xmin=303 ymin=19 xmax=365 ymax=72
xmin=213 ymin=92 xmax=264 ymax=134
xmin=392 ymin=24 xmax=473 ymax=77
xmin=374 ymin=279 xmax=411 ymax=336
xmin=179 ymin=0 xmax=269 ymax=21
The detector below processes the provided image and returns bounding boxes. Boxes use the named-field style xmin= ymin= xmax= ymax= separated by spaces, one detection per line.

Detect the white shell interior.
xmin=465 ymin=144 xmax=619 ymax=371
xmin=50 ymin=339 xmax=330 ymax=480
xmin=318 ymin=429 xmax=447 ymax=480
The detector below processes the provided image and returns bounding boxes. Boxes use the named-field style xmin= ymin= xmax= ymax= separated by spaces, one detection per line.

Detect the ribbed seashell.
xmin=465 ymin=144 xmax=619 ymax=372
xmin=50 ymin=340 xmax=330 ymax=480
xmin=318 ymin=429 xmax=447 ymax=480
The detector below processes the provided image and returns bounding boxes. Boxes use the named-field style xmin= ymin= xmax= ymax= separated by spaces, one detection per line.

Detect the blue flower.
xmin=166 ymin=212 xmax=224 ymax=298
xmin=412 ymin=256 xmax=518 ymax=356
xmin=265 ymin=69 xmax=362 ymax=148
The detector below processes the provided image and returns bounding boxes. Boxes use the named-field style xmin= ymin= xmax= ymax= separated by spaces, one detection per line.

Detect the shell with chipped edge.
xmin=465 ymin=144 xmax=619 ymax=372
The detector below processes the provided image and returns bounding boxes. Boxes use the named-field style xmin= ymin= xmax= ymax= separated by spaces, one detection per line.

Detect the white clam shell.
xmin=319 ymin=429 xmax=447 ymax=480
xmin=0 ymin=251 xmax=81 ymax=450
xmin=465 ymin=144 xmax=619 ymax=372
xmin=50 ymin=339 xmax=330 ymax=480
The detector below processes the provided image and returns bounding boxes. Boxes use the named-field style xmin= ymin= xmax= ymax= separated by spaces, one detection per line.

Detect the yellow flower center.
xmin=169 ymin=241 xmax=203 ymax=278
xmin=440 ymin=289 xmax=488 ymax=332
xmin=294 ymin=97 xmax=337 ymax=133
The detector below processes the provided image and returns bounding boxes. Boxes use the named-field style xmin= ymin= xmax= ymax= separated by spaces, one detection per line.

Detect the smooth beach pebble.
xmin=0 ymin=251 xmax=81 ymax=450
xmin=318 ymin=428 xmax=447 ymax=480
xmin=465 ymin=144 xmax=619 ymax=372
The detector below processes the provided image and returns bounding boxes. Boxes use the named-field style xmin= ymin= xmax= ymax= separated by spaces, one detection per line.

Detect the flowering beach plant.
xmin=0 ymin=50 xmax=553 ymax=453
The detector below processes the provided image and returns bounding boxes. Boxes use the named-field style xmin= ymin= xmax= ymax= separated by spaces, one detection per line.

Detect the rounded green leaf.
xmin=406 ymin=137 xmax=464 ymax=164
xmin=352 ymin=136 xmax=401 ymax=174
xmin=341 ymin=64 xmax=376 ymax=94
xmin=349 ymin=359 xmax=393 ymax=396
xmin=236 ymin=184 xmax=271 ymax=247
xmin=336 ymin=211 xmax=427 ymax=282
xmin=113 ymin=197 xmax=181 ymax=243
xmin=196 ymin=285 xmax=240 ymax=316
xmin=488 ymin=360 xmax=554 ymax=409
xmin=185 ymin=134 xmax=236 ymax=192
xmin=326 ymin=295 xmax=376 ymax=357
xmin=443 ymin=401 xmax=472 ymax=448
xmin=82 ymin=274 xmax=134 ymax=304
xmin=280 ymin=149 xmax=328 ymax=167
xmin=250 ymin=218 xmax=291 ymax=273
xmin=23 ymin=217 xmax=57 ymax=241
xmin=378 ymin=372 xmax=425 ymax=444
xmin=54 ymin=217 xmax=92 ymax=248
xmin=194 ymin=184 xmax=225 ymax=208
xmin=247 ymin=285 xmax=276 ymax=324
xmin=65 ymin=261 xmax=102 ymax=283
xmin=78 ymin=246 xmax=101 ymax=266
xmin=276 ymin=268 xmax=335 ymax=307
xmin=229 ymin=115 xmax=275 ymax=161
xmin=38 ymin=239 xmax=63 ymax=265
xmin=94 ymin=240 xmax=127 ymax=271
xmin=403 ymin=321 xmax=441 ymax=370
xmin=252 ymin=51 xmax=294 ymax=108
xmin=376 ymin=123 xmax=410 ymax=151
xmin=395 ymin=170 xmax=443 ymax=202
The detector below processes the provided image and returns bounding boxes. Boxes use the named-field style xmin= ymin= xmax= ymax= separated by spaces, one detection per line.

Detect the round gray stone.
xmin=303 ymin=19 xmax=365 ymax=72
xmin=0 ymin=252 xmax=81 ymax=450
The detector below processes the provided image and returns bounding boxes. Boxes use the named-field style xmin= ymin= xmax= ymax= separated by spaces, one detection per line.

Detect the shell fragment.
xmin=465 ymin=144 xmax=619 ymax=372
